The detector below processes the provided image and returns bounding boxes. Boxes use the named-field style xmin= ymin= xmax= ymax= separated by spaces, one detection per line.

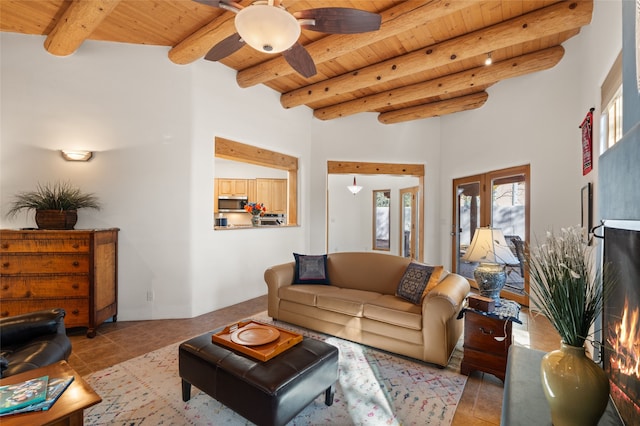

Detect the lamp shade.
xmin=461 ymin=227 xmax=519 ymax=265
xmin=235 ymin=4 xmax=301 ymax=53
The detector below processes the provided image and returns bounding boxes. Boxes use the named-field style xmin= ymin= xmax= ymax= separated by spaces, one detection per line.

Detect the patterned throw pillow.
xmin=293 ymin=253 xmax=330 ymax=285
xmin=396 ymin=262 xmax=444 ymax=305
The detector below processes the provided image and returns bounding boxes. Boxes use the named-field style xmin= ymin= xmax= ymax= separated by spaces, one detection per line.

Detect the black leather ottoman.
xmin=179 ymin=330 xmax=339 ymax=426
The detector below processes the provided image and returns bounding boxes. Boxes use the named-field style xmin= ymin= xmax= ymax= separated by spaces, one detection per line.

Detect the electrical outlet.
xmin=146 ymin=291 xmax=154 ymax=302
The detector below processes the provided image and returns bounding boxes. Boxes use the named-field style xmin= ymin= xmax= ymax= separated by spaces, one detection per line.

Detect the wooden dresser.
xmin=0 ymin=228 xmax=119 ymax=337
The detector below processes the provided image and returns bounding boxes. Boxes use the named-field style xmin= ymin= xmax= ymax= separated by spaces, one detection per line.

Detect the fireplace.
xmin=603 ymin=221 xmax=640 ymax=425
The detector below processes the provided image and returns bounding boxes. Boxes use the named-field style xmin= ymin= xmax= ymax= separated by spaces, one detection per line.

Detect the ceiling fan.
xmin=194 ymin=0 xmax=382 ymax=78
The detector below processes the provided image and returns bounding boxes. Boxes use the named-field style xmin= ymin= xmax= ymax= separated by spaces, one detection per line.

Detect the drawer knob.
xmin=479 ymin=327 xmax=494 ymax=335
xmin=72 ymin=283 xmax=80 ymax=289
xmin=1 ymin=243 xmax=8 ymax=249
xmin=72 ymin=261 xmax=80 ymax=267
xmin=72 ymin=243 xmax=80 ymax=249
xmin=71 ymin=309 xmax=80 ymax=315
xmin=1 ymin=311 xmax=8 ymax=317
xmin=2 ymin=262 xmax=9 ymax=268
xmin=2 ymin=285 xmax=8 ymax=290
xmin=25 ymin=290 xmax=31 ymax=298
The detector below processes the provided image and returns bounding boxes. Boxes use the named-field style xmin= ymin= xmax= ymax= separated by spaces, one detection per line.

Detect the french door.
xmin=452 ymin=165 xmax=530 ymax=306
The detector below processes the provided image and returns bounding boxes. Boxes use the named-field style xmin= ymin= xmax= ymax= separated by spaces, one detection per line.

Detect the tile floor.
xmin=66 ymin=295 xmax=560 ymax=425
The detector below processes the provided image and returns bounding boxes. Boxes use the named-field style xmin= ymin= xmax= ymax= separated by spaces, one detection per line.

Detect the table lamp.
xmin=461 ymin=227 xmax=519 ymax=306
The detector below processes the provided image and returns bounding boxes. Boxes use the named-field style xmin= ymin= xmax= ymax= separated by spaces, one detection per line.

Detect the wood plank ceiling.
xmin=0 ymin=0 xmax=593 ymax=124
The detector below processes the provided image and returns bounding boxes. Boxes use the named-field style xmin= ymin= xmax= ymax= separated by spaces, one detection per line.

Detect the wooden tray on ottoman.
xmin=212 ymin=320 xmax=303 ymax=362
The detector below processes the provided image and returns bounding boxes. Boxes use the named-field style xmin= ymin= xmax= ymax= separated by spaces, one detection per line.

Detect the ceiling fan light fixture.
xmin=235 ymin=4 xmax=301 ymax=54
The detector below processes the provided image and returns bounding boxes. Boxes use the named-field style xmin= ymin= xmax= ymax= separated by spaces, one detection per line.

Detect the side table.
xmin=459 ymin=298 xmax=521 ymax=382
xmin=0 ymin=360 xmax=101 ymax=425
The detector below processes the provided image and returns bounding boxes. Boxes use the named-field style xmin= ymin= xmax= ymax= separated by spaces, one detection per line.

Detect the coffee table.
xmin=0 ymin=361 xmax=101 ymax=426
xmin=180 ymin=328 xmax=339 ymax=426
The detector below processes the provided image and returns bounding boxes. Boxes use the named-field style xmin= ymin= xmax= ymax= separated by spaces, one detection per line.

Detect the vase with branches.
xmin=526 ymin=226 xmax=616 ymax=426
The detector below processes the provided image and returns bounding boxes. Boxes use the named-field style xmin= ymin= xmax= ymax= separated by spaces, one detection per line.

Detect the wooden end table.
xmin=0 ymin=361 xmax=101 ymax=425
xmin=460 ymin=299 xmax=520 ymax=382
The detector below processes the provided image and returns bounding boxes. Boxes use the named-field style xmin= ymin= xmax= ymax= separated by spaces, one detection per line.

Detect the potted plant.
xmin=526 ymin=226 xmax=615 ymax=426
xmin=6 ymin=181 xmax=100 ymax=230
xmin=244 ymin=202 xmax=266 ymax=227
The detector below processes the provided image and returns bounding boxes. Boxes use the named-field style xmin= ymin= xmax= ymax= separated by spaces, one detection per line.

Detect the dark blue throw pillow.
xmin=396 ymin=262 xmax=440 ymax=305
xmin=293 ymin=253 xmax=330 ymax=285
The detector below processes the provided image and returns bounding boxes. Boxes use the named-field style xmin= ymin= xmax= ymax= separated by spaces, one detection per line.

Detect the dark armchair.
xmin=0 ymin=308 xmax=72 ymax=378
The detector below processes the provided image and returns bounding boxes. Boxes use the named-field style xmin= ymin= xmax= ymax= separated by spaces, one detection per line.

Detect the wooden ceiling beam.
xmin=282 ymin=0 xmax=593 ymax=109
xmin=168 ymin=16 xmax=236 ymax=65
xmin=377 ymin=92 xmax=490 ymax=124
xmin=235 ymin=0 xmax=474 ymax=88
xmin=327 ymin=161 xmax=424 ymax=176
xmin=44 ymin=0 xmax=121 ymax=56
xmin=314 ymin=46 xmax=565 ymax=121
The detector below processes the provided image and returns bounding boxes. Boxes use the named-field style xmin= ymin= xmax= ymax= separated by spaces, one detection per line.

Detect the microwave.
xmin=217 ymin=196 xmax=248 ymax=212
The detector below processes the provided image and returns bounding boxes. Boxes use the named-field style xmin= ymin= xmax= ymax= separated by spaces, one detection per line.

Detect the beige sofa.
xmin=264 ymin=252 xmax=470 ymax=367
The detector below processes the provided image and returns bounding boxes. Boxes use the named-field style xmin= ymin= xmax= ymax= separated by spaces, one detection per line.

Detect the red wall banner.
xmin=579 ymin=108 xmax=594 ymax=176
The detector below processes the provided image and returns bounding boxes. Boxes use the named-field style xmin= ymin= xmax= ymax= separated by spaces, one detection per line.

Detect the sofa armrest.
xmin=264 ymin=262 xmax=295 ymax=318
xmin=420 ymin=273 xmax=470 ymax=366
xmin=0 ymin=308 xmax=67 ymax=347
xmin=424 ymin=272 xmax=470 ymax=312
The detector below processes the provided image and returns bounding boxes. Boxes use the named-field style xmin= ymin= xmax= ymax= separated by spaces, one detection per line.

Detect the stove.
xmin=259 ymin=213 xmax=286 ymax=226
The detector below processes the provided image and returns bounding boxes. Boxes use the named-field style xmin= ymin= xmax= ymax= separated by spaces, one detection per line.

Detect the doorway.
xmin=327 ymin=161 xmax=424 ymax=261
xmin=452 ymin=164 xmax=530 ymax=305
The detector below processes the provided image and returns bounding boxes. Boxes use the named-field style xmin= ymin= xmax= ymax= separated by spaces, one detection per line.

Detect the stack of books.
xmin=0 ymin=375 xmax=74 ymax=416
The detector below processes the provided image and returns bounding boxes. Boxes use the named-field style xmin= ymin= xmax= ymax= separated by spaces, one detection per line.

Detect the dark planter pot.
xmin=35 ymin=210 xmax=78 ymax=230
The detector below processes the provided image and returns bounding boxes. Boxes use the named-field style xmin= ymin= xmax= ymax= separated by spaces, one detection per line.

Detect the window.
xmin=373 ymin=190 xmax=390 ymax=251
xmin=214 ymin=137 xmax=298 ymax=226
xmin=601 ymin=52 xmax=623 ymax=152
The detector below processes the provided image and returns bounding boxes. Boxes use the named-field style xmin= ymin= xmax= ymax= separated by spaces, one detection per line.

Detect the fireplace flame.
xmin=608 ymin=297 xmax=640 ymax=379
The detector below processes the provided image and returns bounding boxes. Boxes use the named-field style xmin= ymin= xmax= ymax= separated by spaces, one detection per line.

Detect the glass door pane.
xmin=491 ymin=174 xmax=527 ymax=295
xmin=456 ymin=181 xmax=481 ymax=281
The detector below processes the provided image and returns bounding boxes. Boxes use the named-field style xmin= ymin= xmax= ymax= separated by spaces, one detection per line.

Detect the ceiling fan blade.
xmin=192 ymin=0 xmax=224 ymax=8
xmin=282 ymin=43 xmax=317 ymax=78
xmin=204 ymin=33 xmax=244 ymax=61
xmin=295 ymin=8 xmax=382 ymax=34
xmin=192 ymin=0 xmax=241 ymax=13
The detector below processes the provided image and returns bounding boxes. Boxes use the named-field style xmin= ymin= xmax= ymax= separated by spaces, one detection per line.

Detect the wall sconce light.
xmin=61 ymin=150 xmax=93 ymax=162
xmin=347 ymin=176 xmax=363 ymax=195
xmin=484 ymin=52 xmax=493 ymax=66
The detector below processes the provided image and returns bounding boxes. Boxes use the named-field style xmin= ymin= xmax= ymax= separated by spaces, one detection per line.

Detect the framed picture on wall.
xmin=581 ymin=182 xmax=593 ymax=244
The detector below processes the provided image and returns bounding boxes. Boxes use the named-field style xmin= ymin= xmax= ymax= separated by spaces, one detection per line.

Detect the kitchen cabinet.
xmin=0 ymin=228 xmax=119 ymax=338
xmin=256 ymin=179 xmax=287 ymax=214
xmin=217 ymin=179 xmax=249 ymax=197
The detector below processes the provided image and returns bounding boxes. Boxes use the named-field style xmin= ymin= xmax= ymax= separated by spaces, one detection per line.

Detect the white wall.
xmin=0 ymin=33 xmax=311 ymax=320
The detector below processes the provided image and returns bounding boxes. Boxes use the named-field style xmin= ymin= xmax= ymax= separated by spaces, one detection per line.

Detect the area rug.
xmin=84 ymin=314 xmax=467 ymax=425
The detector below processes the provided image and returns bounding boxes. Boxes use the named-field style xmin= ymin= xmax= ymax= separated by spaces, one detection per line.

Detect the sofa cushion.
xmin=279 ymin=284 xmax=338 ymax=306
xmin=316 ymin=289 xmax=382 ymax=317
xmin=396 ymin=262 xmax=444 ymax=305
xmin=363 ymin=295 xmax=423 ymax=330
xmin=293 ymin=253 xmax=330 ymax=285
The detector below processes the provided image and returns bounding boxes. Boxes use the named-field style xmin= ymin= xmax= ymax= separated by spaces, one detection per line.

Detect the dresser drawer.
xmin=0 ymin=238 xmax=90 ymax=253
xmin=1 ymin=275 xmax=89 ymax=298
xmin=1 ymin=254 xmax=89 ymax=274
xmin=0 ymin=299 xmax=89 ymax=327
xmin=464 ymin=312 xmax=512 ymax=354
